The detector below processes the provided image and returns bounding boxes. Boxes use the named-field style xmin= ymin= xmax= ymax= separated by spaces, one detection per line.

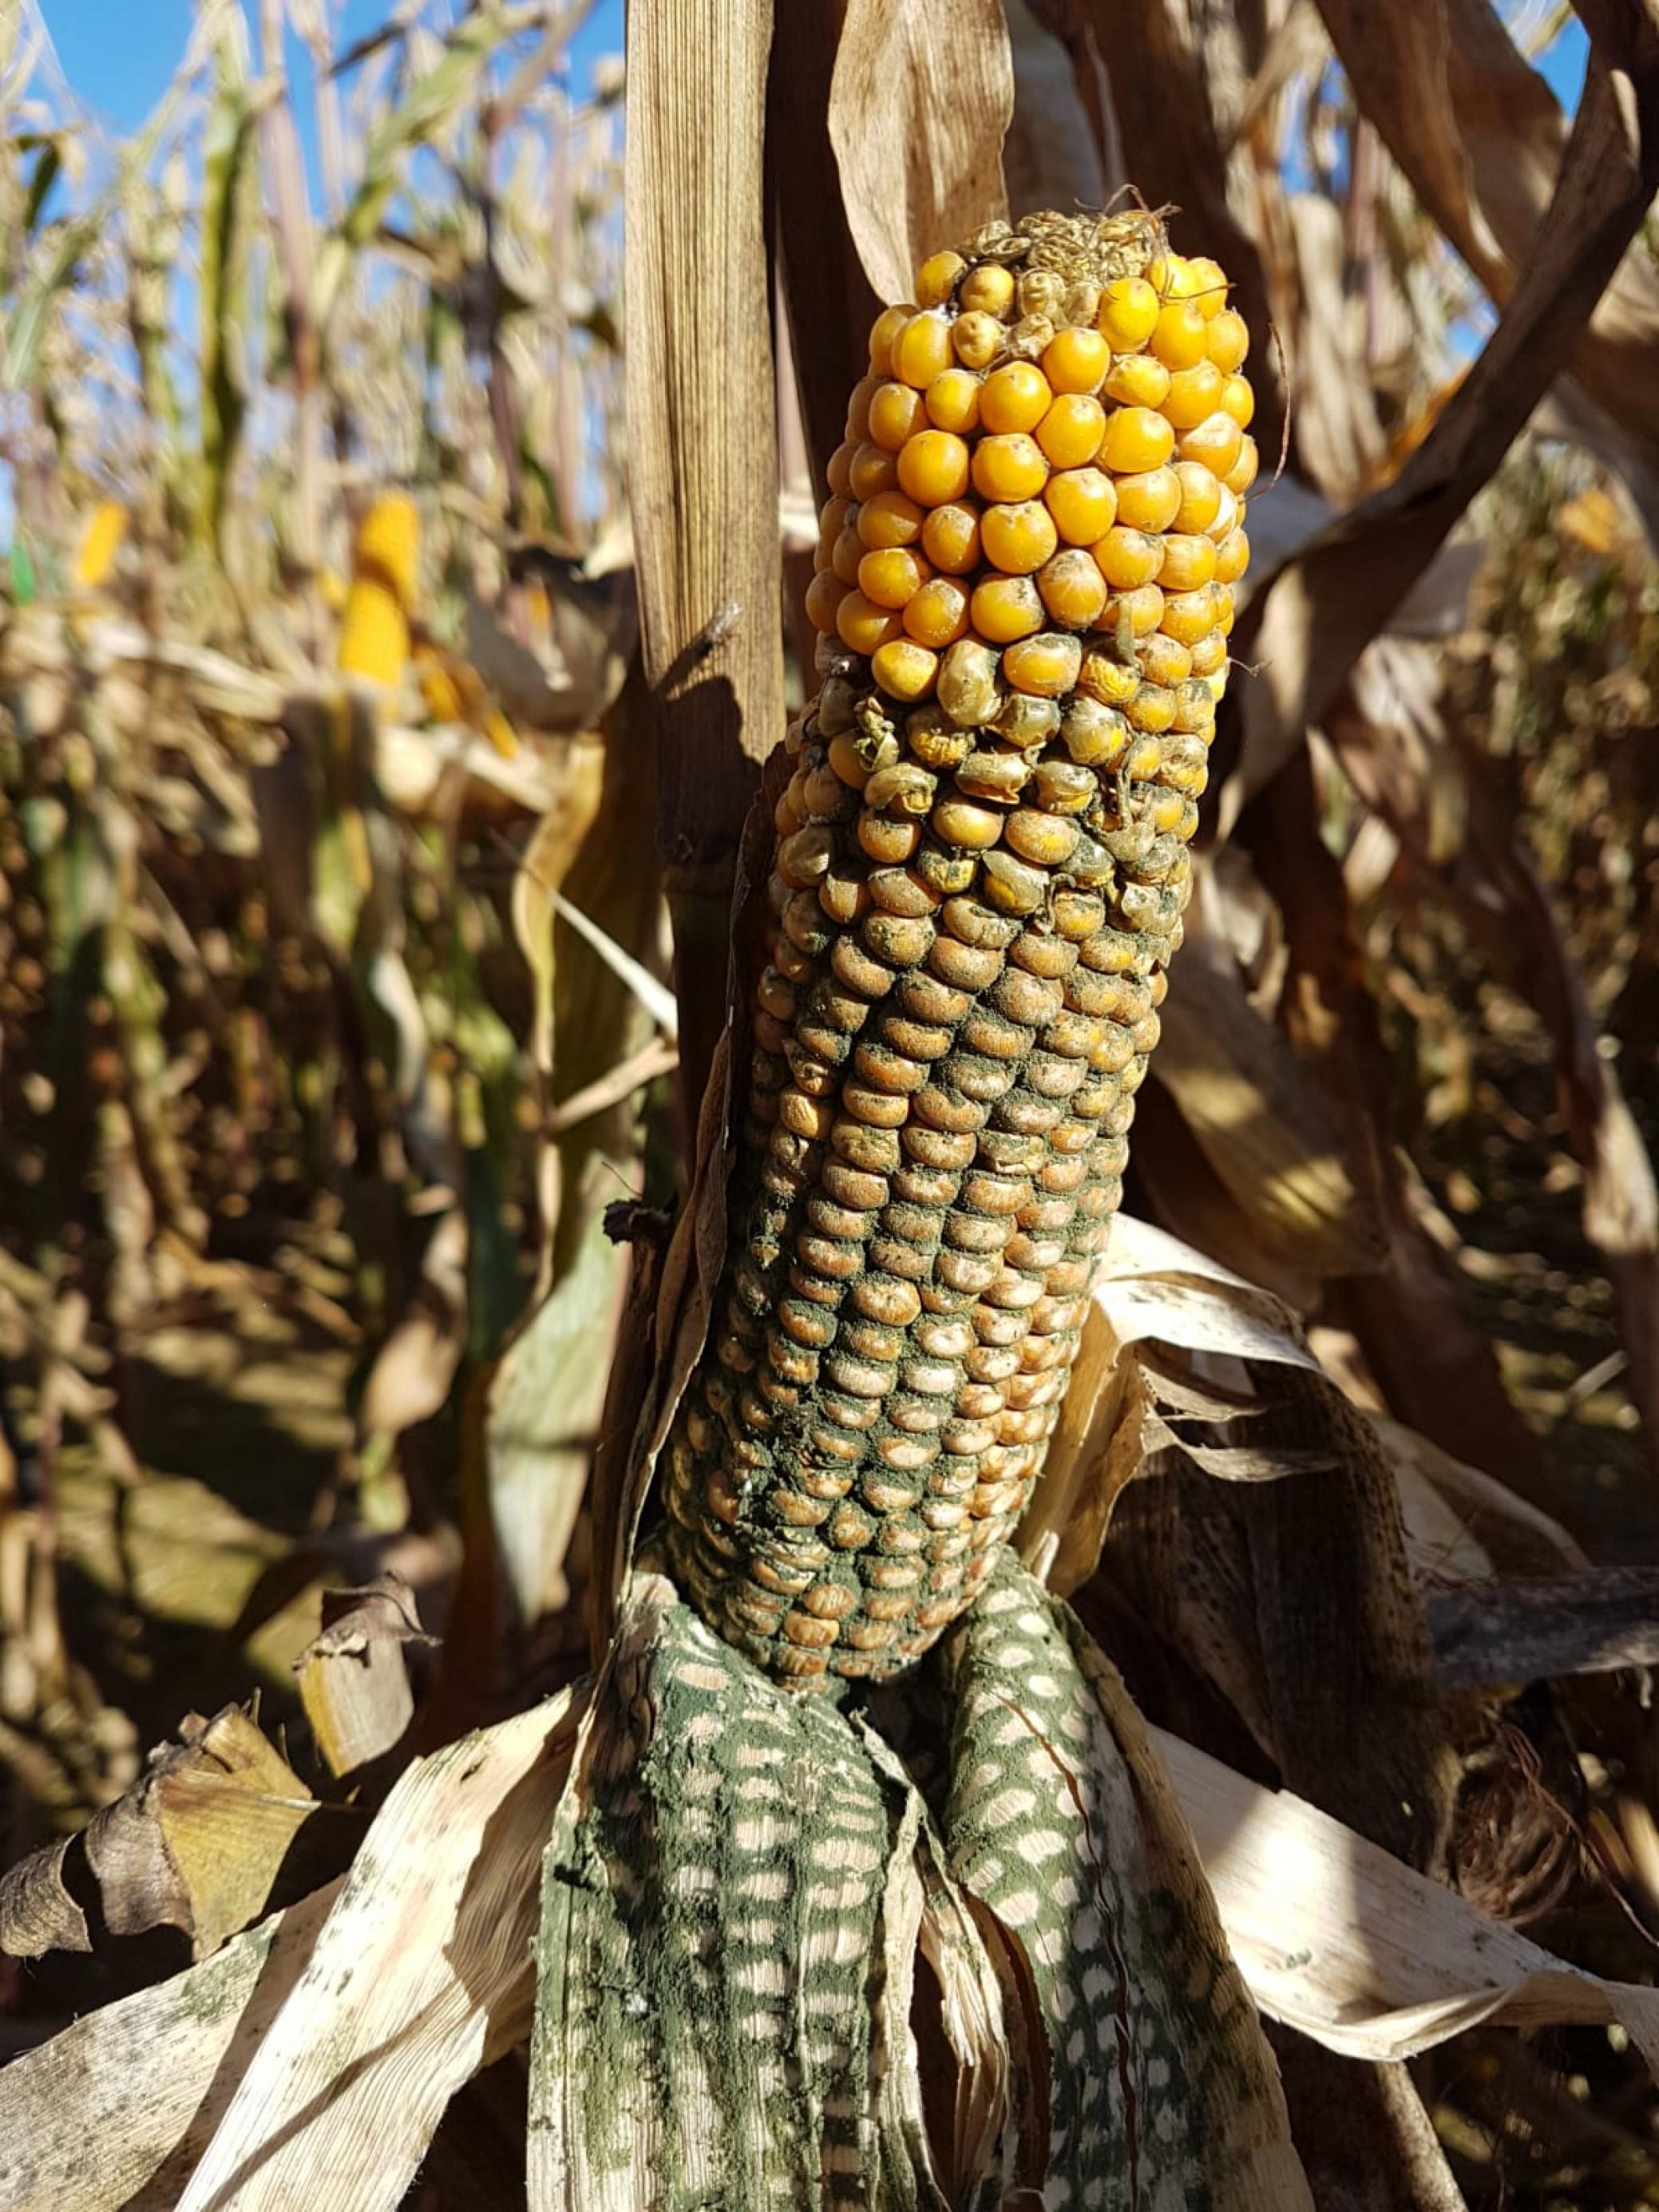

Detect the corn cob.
xmin=664 ymin=208 xmax=1254 ymax=1688
xmin=71 ymin=500 xmax=129 ymax=591
xmin=338 ymin=493 xmax=420 ymax=687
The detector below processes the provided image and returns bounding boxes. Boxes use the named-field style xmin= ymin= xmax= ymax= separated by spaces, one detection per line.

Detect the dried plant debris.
xmin=0 ymin=1706 xmax=315 ymax=1964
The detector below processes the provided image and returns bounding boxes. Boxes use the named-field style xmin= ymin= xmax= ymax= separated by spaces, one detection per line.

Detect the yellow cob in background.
xmin=663 ymin=208 xmax=1254 ymax=1688
xmin=71 ymin=500 xmax=130 ymax=591
xmin=337 ymin=493 xmax=421 ymax=687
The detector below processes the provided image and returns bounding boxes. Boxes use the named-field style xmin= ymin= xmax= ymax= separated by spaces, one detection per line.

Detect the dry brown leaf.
xmin=1154 ymin=954 xmax=1388 ymax=1278
xmin=828 ymin=0 xmax=1012 ymax=305
xmin=295 ymin=1573 xmax=438 ymax=1780
xmin=1317 ymin=0 xmax=1659 ymax=473
xmin=1223 ymin=42 xmax=1659 ymax=821
xmin=172 ymin=1685 xmax=588 ymax=2212
xmin=0 ymin=1707 xmax=317 ymax=1965
xmin=0 ymin=1883 xmax=339 ymax=2212
xmin=1161 ymin=1723 xmax=1659 ymax=2073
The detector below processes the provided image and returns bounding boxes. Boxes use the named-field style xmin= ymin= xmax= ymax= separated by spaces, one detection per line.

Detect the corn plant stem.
xmin=623 ymin=0 xmax=785 ymax=1134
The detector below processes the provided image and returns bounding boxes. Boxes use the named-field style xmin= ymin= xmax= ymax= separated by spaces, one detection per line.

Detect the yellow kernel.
xmin=1160 ymin=585 xmax=1216 ymax=646
xmin=897 ymin=429 xmax=972 ymax=507
xmin=827 ymin=733 xmax=873 ymax=789
xmin=1113 ymin=465 xmax=1182 ymax=532
xmin=972 ymin=432 xmax=1049 ymax=504
xmin=1214 ymin=526 xmax=1249 ymax=584
xmin=1138 ymin=631 xmax=1191 ymax=687
xmin=952 ymin=311 xmax=1004 ymax=370
xmin=1206 ymin=484 xmax=1241 ymax=540
xmin=932 ymin=795 xmax=1005 ymax=849
xmin=1170 ymin=461 xmax=1222 ymax=535
xmin=1190 ymin=629 xmax=1229 ymax=677
xmin=833 ymin=524 xmax=865 ymax=585
xmin=1214 ymin=582 xmax=1236 ymax=633
xmin=845 ymin=374 xmax=881 ymax=441
xmin=1036 ymin=394 xmax=1107 ymax=471
xmin=1223 ymin=435 xmax=1259 ymax=497
xmin=1045 ymin=467 xmax=1116 ymax=546
xmin=980 ymin=500 xmax=1059 ymax=576
xmin=1185 ymin=257 xmax=1229 ymax=319
xmin=858 ymin=546 xmax=930 ymax=608
xmin=820 ymin=493 xmax=854 ymax=538
xmin=813 ymin=534 xmax=834 ymax=576
xmin=1124 ymin=732 xmax=1165 ymax=780
xmin=903 ymin=576 xmax=972 ymax=648
xmin=1127 ymin=683 xmax=1177 ymax=734
xmin=1221 ymin=373 xmax=1254 ymax=428
xmin=1093 ymin=525 xmax=1163 ymax=591
xmin=826 ymin=441 xmax=856 ymax=497
xmin=921 ymin=502 xmax=982 ymax=574
xmin=1108 ymin=583 xmax=1166 ymax=637
xmin=1077 ymin=651 xmax=1138 ymax=706
xmin=1041 ymin=326 xmax=1109 ymax=395
xmin=1100 ymin=406 xmax=1174 ymax=474
xmin=1178 ymin=411 xmax=1244 ymax=479
xmin=805 ymin=572 xmax=849 ymax=634
xmin=872 ymin=639 xmax=940 ymax=702
xmin=960 ymin=263 xmax=1016 ymax=318
xmin=1207 ymin=307 xmax=1249 ymax=374
xmin=1145 ymin=252 xmax=1183 ymax=298
xmin=1157 ymin=532 xmax=1218 ymax=592
xmin=869 ymin=380 xmax=928 ymax=451
xmin=849 ymin=441 xmax=901 ymax=501
xmin=1162 ymin=360 xmax=1225 ymax=431
xmin=1150 ymin=299 xmax=1208 ymax=370
xmin=1097 ymin=276 xmax=1159 ymax=353
xmin=893 ymin=309 xmax=954 ymax=388
xmin=1173 ymin=679 xmax=1217 ymax=734
xmin=1036 ymin=548 xmax=1107 ymax=630
xmin=857 ymin=489 xmax=925 ymax=549
xmin=1103 ymin=354 xmax=1171 ymax=410
xmin=1003 ymin=631 xmax=1083 ymax=699
xmin=925 ymin=368 xmax=982 ymax=435
xmin=980 ymin=362 xmax=1052 ymax=435
xmin=915 ymin=251 xmax=967 ymax=307
xmin=869 ymin=304 xmax=914 ymax=376
xmin=969 ymin=574 xmax=1044 ymax=643
xmin=837 ymin=590 xmax=904 ymax=655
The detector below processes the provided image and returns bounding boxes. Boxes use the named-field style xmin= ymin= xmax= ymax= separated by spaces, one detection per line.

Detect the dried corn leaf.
xmin=1159 ymin=1723 xmax=1659 ymax=2073
xmin=485 ymin=1209 xmax=626 ymax=1628
xmin=0 ymin=1884 xmax=339 ymax=2212
xmin=0 ymin=1706 xmax=316 ymax=1964
xmin=1317 ymin=0 xmax=1659 ymax=472
xmin=938 ymin=1554 xmax=1313 ymax=2208
xmin=1380 ymin=1415 xmax=1590 ymax=1589
xmin=1091 ymin=1213 xmax=1320 ymax=1372
xmin=1225 ymin=46 xmax=1659 ymax=819
xmin=295 ymin=1573 xmax=437 ymax=1780
xmin=173 ymin=1683 xmax=588 ymax=2212
xmin=530 ymin=1572 xmax=947 ymax=2209
xmin=828 ymin=0 xmax=1013 ymax=307
xmin=1154 ymin=956 xmax=1388 ymax=1278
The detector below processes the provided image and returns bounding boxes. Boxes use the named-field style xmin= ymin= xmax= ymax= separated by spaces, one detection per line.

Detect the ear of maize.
xmin=663 ymin=209 xmax=1253 ymax=1688
xmin=338 ymin=493 xmax=421 ymax=687
xmin=71 ymin=500 xmax=130 ymax=591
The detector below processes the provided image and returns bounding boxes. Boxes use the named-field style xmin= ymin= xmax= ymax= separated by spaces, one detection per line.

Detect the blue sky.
xmin=40 ymin=0 xmax=626 ymax=140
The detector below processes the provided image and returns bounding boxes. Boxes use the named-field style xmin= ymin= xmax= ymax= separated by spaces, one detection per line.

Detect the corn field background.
xmin=2 ymin=0 xmax=1659 ymax=2204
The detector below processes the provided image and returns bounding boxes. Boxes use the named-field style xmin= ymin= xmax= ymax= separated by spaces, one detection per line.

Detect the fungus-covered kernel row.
xmin=664 ymin=209 xmax=1254 ymax=1687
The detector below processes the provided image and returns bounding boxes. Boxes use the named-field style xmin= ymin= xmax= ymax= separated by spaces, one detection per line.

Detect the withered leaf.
xmin=296 ymin=1573 xmax=438 ymax=1781
xmin=0 ymin=1706 xmax=317 ymax=1965
xmin=829 ymin=0 xmax=1012 ymax=305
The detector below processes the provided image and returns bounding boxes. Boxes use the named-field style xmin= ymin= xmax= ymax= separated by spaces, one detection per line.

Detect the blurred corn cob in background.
xmin=337 ymin=493 xmax=422 ymax=688
xmin=664 ymin=208 xmax=1254 ymax=1687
